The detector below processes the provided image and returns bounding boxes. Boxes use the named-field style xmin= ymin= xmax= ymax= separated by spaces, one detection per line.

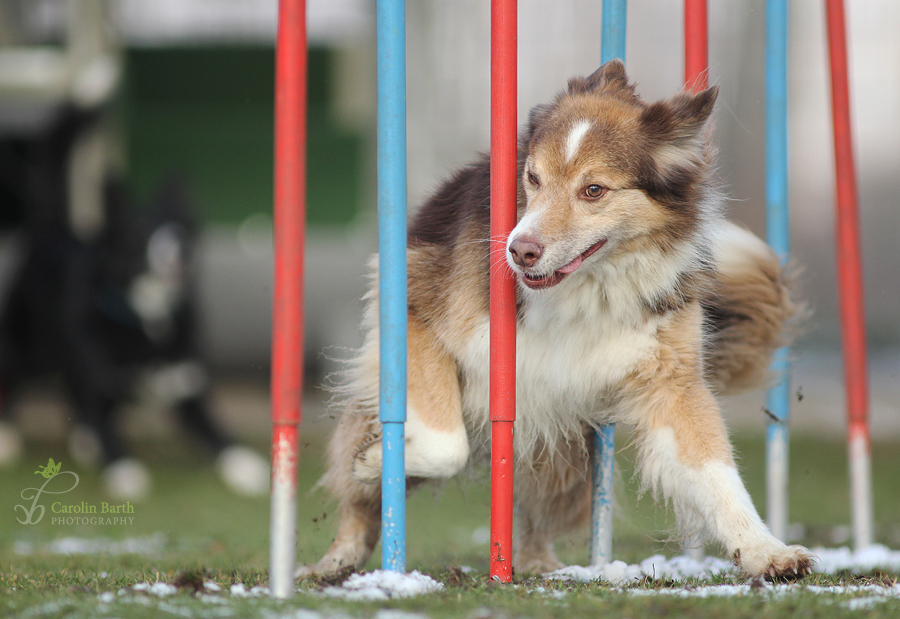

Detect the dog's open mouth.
xmin=520 ymin=238 xmax=606 ymax=290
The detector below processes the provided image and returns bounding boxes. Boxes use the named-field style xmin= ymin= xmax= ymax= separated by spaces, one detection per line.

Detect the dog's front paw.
xmin=294 ymin=563 xmax=317 ymax=580
xmin=295 ymin=562 xmax=357 ymax=583
xmin=516 ymin=549 xmax=564 ymax=576
xmin=734 ymin=544 xmax=815 ymax=581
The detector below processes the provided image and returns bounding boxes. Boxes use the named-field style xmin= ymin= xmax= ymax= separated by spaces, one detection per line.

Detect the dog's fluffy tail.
xmin=703 ymin=222 xmax=804 ymax=394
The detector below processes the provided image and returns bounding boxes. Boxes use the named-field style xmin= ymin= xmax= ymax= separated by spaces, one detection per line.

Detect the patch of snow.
xmin=230 ymin=583 xmax=249 ymax=597
xmin=130 ymin=581 xmax=177 ymax=596
xmin=630 ymin=584 xmax=752 ymax=598
xmin=13 ymin=533 xmax=165 ymax=556
xmin=320 ymin=570 xmax=444 ymax=601
xmin=812 ymin=544 xmax=900 ymax=574
xmin=547 ymin=545 xmax=900 ymax=585
xmin=546 ymin=554 xmax=735 ymax=584
xmin=843 ymin=596 xmax=888 ymax=611
xmin=532 ymin=587 xmax=567 ymax=600
xmin=150 ymin=582 xmax=178 ymax=596
xmin=156 ymin=600 xmax=195 ymax=618
xmin=629 ymin=582 xmax=900 ymax=602
xmin=229 ymin=583 xmax=269 ymax=598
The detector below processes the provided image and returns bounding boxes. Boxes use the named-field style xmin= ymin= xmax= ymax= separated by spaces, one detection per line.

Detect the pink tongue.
xmin=556 ymin=255 xmax=583 ymax=274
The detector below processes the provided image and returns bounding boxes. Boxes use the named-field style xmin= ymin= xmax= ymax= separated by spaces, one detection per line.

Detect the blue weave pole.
xmin=590 ymin=424 xmax=616 ymax=565
xmin=764 ymin=0 xmax=790 ymax=543
xmin=600 ymin=0 xmax=627 ymax=67
xmin=590 ymin=0 xmax=627 ymax=568
xmin=376 ymin=0 xmax=407 ymax=572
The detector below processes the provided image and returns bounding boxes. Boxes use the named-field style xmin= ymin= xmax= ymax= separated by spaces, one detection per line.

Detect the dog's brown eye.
xmin=527 ymin=171 xmax=540 ymax=187
xmin=584 ymin=184 xmax=607 ymax=199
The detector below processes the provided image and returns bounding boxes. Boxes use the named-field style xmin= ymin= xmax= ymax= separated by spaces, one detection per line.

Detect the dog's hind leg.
xmin=298 ymin=406 xmax=383 ymax=577
xmin=515 ymin=427 xmax=593 ymax=575
xmin=621 ymin=305 xmax=813 ymax=580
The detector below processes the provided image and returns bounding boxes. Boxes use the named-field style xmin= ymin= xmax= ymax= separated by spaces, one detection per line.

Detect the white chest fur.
xmin=457 ymin=270 xmax=665 ymax=454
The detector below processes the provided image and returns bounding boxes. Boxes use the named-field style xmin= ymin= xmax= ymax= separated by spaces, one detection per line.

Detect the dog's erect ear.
xmin=585 ymin=59 xmax=628 ymax=89
xmin=640 ymin=86 xmax=718 ymax=148
xmin=637 ymin=86 xmax=719 ymax=209
xmin=567 ymin=59 xmax=635 ymax=98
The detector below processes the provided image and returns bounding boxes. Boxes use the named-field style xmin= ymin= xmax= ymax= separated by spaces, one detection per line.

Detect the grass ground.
xmin=3 ymin=433 xmax=900 ymax=618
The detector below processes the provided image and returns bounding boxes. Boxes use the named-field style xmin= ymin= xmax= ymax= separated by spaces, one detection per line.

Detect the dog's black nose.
xmin=509 ymin=236 xmax=544 ymax=268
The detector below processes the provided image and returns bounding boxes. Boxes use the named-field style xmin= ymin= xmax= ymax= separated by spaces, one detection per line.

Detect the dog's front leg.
xmin=352 ymin=316 xmax=470 ymax=481
xmin=620 ymin=308 xmax=813 ymax=579
xmin=622 ymin=374 xmax=814 ymax=579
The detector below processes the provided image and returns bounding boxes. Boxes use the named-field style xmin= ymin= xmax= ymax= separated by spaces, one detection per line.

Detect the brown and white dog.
xmin=304 ymin=60 xmax=813 ymax=580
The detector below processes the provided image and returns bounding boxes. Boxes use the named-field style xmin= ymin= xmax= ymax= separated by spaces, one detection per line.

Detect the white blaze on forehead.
xmin=565 ymin=119 xmax=593 ymax=162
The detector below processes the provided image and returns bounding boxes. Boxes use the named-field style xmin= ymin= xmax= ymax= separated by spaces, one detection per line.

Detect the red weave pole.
xmin=270 ymin=0 xmax=306 ymax=598
xmin=825 ymin=0 xmax=868 ymax=443
xmin=489 ymin=0 xmax=517 ymax=583
xmin=272 ymin=0 xmax=306 ymax=426
xmin=825 ymin=0 xmax=873 ymax=550
xmin=684 ymin=0 xmax=708 ymax=91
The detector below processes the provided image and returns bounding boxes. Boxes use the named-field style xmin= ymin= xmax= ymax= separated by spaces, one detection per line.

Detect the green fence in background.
xmin=124 ymin=46 xmax=364 ymax=226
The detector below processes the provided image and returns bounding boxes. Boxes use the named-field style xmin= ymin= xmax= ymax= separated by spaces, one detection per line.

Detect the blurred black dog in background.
xmin=0 ymin=107 xmax=267 ymax=499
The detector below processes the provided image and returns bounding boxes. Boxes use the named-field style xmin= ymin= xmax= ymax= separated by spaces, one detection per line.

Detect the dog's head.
xmin=507 ymin=60 xmax=719 ymax=290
